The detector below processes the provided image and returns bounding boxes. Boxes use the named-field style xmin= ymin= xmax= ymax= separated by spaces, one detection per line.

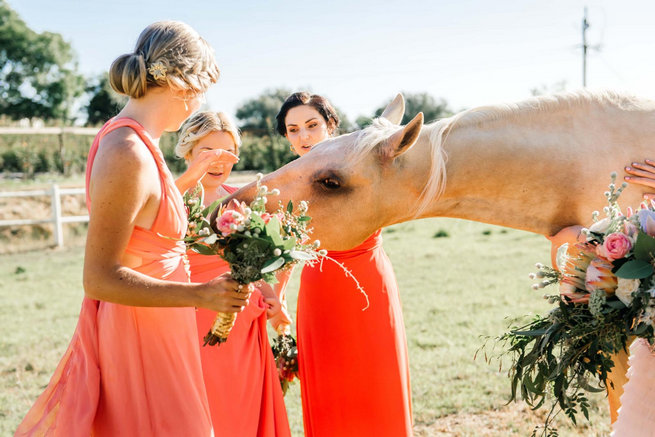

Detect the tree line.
xmin=0 ymin=1 xmax=454 ymax=175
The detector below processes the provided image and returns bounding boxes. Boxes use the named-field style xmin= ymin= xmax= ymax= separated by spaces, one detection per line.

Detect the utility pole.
xmin=582 ymin=6 xmax=589 ymax=87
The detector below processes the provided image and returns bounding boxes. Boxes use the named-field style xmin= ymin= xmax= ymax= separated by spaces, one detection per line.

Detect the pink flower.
xmin=261 ymin=213 xmax=272 ymax=224
xmin=585 ymin=257 xmax=618 ymax=295
xmin=216 ymin=210 xmax=244 ymax=236
xmin=626 ymin=207 xmax=634 ymax=218
xmin=596 ymin=232 xmax=632 ymax=260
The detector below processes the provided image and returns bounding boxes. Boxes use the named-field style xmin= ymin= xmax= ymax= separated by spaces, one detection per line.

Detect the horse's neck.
xmin=416 ymin=102 xmax=655 ymax=236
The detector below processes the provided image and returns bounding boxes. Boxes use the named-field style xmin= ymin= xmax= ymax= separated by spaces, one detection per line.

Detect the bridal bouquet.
xmin=183 ymin=173 xmax=325 ymax=346
xmin=491 ymin=173 xmax=655 ymax=435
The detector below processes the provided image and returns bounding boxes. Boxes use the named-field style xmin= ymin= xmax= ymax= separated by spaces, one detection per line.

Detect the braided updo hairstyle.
xmin=109 ymin=21 xmax=220 ymax=99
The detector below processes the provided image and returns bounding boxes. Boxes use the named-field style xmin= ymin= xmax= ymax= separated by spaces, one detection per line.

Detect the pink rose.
xmin=596 ymin=232 xmax=632 ymax=260
xmin=217 ymin=210 xmax=244 ymax=236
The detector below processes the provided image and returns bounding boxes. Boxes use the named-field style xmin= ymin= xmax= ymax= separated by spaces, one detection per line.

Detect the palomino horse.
xmin=225 ymin=91 xmax=655 ymax=422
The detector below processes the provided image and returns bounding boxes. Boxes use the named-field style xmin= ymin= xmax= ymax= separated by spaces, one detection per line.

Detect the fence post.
xmin=51 ymin=183 xmax=64 ymax=248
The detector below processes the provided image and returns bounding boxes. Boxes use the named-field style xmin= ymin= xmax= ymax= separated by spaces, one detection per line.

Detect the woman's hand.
xmin=625 ymin=159 xmax=655 ymax=199
xmin=263 ymin=296 xmax=283 ymax=319
xmin=176 ymin=149 xmax=239 ymax=194
xmin=197 ymin=273 xmax=251 ymax=313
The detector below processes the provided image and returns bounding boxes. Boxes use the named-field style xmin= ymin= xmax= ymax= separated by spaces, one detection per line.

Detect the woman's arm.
xmin=175 ymin=149 xmax=238 ymax=195
xmin=83 ymin=132 xmax=247 ymax=313
xmin=259 ymin=269 xmax=293 ymax=334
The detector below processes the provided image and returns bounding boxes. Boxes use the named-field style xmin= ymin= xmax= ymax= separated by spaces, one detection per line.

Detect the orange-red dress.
xmin=190 ymin=184 xmax=291 ymax=437
xmin=297 ymin=229 xmax=413 ymax=436
xmin=16 ymin=118 xmax=213 ymax=436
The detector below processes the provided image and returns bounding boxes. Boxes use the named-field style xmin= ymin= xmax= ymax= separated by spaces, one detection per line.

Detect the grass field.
xmin=0 ymin=218 xmax=612 ymax=436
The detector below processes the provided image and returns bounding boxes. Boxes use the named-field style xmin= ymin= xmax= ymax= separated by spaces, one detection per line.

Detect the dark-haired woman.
xmin=276 ymin=92 xmax=413 ymax=437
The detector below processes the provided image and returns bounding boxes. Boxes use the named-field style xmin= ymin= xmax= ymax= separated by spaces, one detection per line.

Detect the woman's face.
xmin=188 ymin=130 xmax=237 ymax=189
xmin=284 ymin=105 xmax=330 ymax=156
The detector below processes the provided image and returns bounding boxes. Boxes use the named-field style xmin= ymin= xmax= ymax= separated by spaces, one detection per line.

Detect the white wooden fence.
xmin=0 ymin=183 xmax=88 ymax=248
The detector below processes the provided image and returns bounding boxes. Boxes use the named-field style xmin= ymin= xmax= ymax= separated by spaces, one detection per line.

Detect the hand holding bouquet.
xmin=183 ymin=174 xmax=325 ymax=346
xmin=488 ymin=173 xmax=655 ymax=435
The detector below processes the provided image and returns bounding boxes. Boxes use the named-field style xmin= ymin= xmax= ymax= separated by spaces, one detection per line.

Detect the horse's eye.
xmin=319 ymin=178 xmax=341 ymax=190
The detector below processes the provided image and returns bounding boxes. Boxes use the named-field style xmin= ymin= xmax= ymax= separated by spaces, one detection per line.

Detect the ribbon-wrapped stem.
xmin=203 ymin=282 xmax=254 ymax=346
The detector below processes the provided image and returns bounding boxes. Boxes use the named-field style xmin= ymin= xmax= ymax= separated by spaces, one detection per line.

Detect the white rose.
xmin=615 ymin=278 xmax=640 ymax=306
xmin=588 ymin=217 xmax=611 ymax=234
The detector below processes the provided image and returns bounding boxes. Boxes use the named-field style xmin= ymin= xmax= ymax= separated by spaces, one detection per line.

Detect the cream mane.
xmin=347 ymin=91 xmax=652 ymax=217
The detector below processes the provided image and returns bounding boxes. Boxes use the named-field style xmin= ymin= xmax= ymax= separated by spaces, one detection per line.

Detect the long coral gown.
xmin=15 ymin=118 xmax=213 ymax=436
xmin=612 ymin=339 xmax=655 ymax=436
xmin=297 ymin=229 xmax=413 ymax=436
xmin=189 ymin=184 xmax=291 ymax=437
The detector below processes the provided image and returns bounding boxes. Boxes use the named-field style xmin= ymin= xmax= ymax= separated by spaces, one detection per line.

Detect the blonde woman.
xmin=16 ymin=21 xmax=249 ymax=436
xmin=175 ymin=112 xmax=291 ymax=436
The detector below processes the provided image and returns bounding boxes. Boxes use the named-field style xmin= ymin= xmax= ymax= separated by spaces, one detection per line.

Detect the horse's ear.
xmin=380 ymin=112 xmax=424 ymax=160
xmin=380 ymin=93 xmax=405 ymax=125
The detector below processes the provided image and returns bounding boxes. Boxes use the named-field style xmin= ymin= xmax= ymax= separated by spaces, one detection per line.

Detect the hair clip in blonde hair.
xmin=148 ymin=62 xmax=167 ymax=80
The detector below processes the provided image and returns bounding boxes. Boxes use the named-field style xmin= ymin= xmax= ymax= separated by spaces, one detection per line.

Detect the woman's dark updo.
xmin=276 ymin=92 xmax=340 ymax=136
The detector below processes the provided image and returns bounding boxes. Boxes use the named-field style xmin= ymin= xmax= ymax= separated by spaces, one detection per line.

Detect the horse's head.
xmin=224 ymin=95 xmax=431 ymax=250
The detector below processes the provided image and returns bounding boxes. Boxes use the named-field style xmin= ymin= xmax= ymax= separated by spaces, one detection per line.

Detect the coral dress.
xmin=297 ymin=229 xmax=413 ymax=436
xmin=16 ymin=118 xmax=212 ymax=436
xmin=612 ymin=339 xmax=655 ymax=436
xmin=189 ymin=185 xmax=291 ymax=437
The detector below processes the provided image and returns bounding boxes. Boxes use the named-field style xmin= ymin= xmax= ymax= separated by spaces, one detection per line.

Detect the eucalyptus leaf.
xmin=261 ymin=257 xmax=285 ymax=273
xmin=250 ymin=214 xmax=265 ymax=229
xmin=192 ymin=244 xmax=216 ymax=256
xmin=202 ymin=198 xmax=223 ymax=217
xmin=634 ymin=231 xmax=655 ymax=261
xmin=202 ymin=234 xmax=218 ymax=245
xmin=289 ymin=250 xmax=315 ymax=260
xmin=615 ymin=259 xmax=654 ymax=279
xmin=287 ymin=200 xmax=293 ymax=214
xmin=281 ymin=236 xmax=297 ymax=251
xmin=265 ymin=217 xmax=284 ymax=246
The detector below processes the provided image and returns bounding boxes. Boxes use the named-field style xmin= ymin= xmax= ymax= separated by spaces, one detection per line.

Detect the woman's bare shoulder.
xmin=98 ymin=127 xmax=152 ymax=164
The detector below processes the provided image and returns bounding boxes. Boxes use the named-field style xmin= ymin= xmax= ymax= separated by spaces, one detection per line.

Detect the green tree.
xmin=0 ymin=0 xmax=85 ymax=124
xmin=235 ymin=88 xmax=292 ymax=170
xmin=85 ymin=74 xmax=126 ymax=126
xmin=369 ymin=92 xmax=453 ymax=126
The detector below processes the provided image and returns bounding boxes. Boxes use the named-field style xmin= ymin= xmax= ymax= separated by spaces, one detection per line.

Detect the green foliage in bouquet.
xmin=183 ymin=174 xmax=323 ymax=346
xmin=483 ymin=174 xmax=655 ymax=436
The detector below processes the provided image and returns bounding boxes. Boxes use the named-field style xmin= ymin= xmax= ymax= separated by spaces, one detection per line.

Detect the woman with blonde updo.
xmin=16 ymin=21 xmax=248 ymax=436
xmin=175 ymin=111 xmax=291 ymax=436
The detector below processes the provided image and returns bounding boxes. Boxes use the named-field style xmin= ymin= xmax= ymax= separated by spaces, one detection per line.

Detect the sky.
xmin=8 ymin=0 xmax=655 ymax=123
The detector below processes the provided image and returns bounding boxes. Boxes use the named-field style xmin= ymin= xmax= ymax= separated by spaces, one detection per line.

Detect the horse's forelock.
xmin=344 ymin=117 xmax=401 ymax=165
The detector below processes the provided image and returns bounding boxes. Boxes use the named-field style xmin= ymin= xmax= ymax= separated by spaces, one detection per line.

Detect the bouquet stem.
xmin=203 ymin=283 xmax=253 ymax=347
